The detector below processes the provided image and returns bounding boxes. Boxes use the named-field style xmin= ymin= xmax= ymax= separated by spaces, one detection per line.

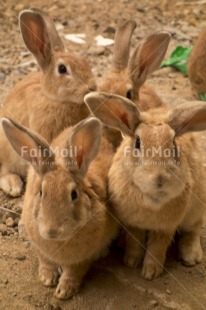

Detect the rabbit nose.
xmin=156 ymin=174 xmax=167 ymax=188
xmin=47 ymin=228 xmax=58 ymax=239
xmin=88 ymin=83 xmax=97 ymax=92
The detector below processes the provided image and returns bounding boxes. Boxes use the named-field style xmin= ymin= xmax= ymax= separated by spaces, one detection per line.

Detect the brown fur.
xmin=0 ymin=9 xmax=96 ymax=197
xmin=85 ymin=92 xmax=206 ymax=280
xmin=98 ymin=20 xmax=171 ymax=147
xmin=2 ymin=117 xmax=118 ymax=299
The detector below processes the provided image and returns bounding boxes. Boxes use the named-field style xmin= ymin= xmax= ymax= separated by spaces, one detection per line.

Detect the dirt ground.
xmin=1 ymin=0 xmax=206 ymax=309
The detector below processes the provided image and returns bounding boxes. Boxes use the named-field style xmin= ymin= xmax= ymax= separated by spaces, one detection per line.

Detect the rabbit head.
xmin=85 ymin=92 xmax=206 ymax=210
xmin=98 ymin=20 xmax=171 ymax=110
xmin=20 ymin=9 xmax=96 ymax=104
xmin=2 ymin=117 xmax=102 ymax=240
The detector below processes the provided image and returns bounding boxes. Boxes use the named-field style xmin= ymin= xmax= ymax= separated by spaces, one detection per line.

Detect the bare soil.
xmin=1 ymin=0 xmax=206 ymax=309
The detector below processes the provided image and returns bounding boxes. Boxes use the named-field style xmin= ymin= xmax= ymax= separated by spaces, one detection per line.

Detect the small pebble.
xmin=15 ymin=3 xmax=24 ymax=11
xmin=0 ymin=71 xmax=5 ymax=80
xmin=137 ymin=7 xmax=145 ymax=13
xmin=149 ymin=300 xmax=158 ymax=308
xmin=14 ymin=226 xmax=19 ymax=232
xmin=166 ymin=289 xmax=171 ymax=294
xmin=23 ymin=241 xmax=30 ymax=248
xmin=6 ymin=217 xmax=15 ymax=228
xmin=88 ymin=46 xmax=105 ymax=56
xmin=16 ymin=254 xmax=26 ymax=261
xmin=3 ymin=278 xmax=8 ymax=285
xmin=14 ymin=218 xmax=20 ymax=226
xmin=21 ymin=51 xmax=31 ymax=58
xmin=0 ymin=224 xmax=7 ymax=236
xmin=62 ymin=20 xmax=68 ymax=26
xmin=194 ymin=9 xmax=201 ymax=16
xmin=104 ymin=26 xmax=115 ymax=34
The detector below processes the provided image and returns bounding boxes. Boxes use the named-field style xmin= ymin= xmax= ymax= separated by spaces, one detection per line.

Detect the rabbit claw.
xmin=54 ymin=278 xmax=79 ymax=300
xmin=179 ymin=243 xmax=203 ymax=266
xmin=0 ymin=174 xmax=23 ymax=197
xmin=142 ymin=262 xmax=163 ymax=280
xmin=124 ymin=253 xmax=142 ymax=269
xmin=39 ymin=266 xmax=59 ymax=287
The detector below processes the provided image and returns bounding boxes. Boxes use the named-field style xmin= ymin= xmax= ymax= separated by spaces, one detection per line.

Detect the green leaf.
xmin=161 ymin=46 xmax=192 ymax=77
xmin=199 ymin=93 xmax=206 ymax=102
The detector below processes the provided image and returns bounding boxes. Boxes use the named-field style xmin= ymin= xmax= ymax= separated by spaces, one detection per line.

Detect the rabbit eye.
xmin=71 ymin=189 xmax=78 ymax=201
xmin=58 ymin=64 xmax=67 ymax=74
xmin=135 ymin=136 xmax=141 ymax=150
xmin=126 ymin=90 xmax=133 ymax=100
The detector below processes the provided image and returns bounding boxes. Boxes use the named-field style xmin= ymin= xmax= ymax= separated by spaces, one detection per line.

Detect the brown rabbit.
xmin=98 ymin=20 xmax=171 ymax=146
xmin=188 ymin=28 xmax=206 ymax=95
xmin=85 ymin=92 xmax=206 ymax=280
xmin=0 ymin=9 xmax=96 ymax=197
xmin=99 ymin=20 xmax=171 ymax=110
xmin=2 ymin=117 xmax=118 ymax=299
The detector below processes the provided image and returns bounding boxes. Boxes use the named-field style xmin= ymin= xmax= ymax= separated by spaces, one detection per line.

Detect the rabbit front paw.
xmin=39 ymin=266 xmax=59 ymax=287
xmin=124 ymin=252 xmax=143 ymax=269
xmin=142 ymin=261 xmax=163 ymax=280
xmin=179 ymin=242 xmax=203 ymax=266
xmin=54 ymin=278 xmax=79 ymax=300
xmin=0 ymin=174 xmax=23 ymax=197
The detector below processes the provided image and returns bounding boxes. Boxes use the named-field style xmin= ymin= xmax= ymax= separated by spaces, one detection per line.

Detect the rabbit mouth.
xmin=39 ymin=225 xmax=82 ymax=241
xmin=145 ymin=191 xmax=168 ymax=205
xmin=39 ymin=226 xmax=67 ymax=240
xmin=156 ymin=191 xmax=167 ymax=197
xmin=40 ymin=231 xmax=72 ymax=241
xmin=146 ymin=190 xmax=167 ymax=199
xmin=40 ymin=230 xmax=61 ymax=240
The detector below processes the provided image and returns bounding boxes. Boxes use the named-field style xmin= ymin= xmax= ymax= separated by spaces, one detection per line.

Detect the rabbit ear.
xmin=2 ymin=118 xmax=55 ymax=175
xmin=31 ymin=8 xmax=64 ymax=50
xmin=84 ymin=92 xmax=140 ymax=137
xmin=19 ymin=9 xmax=52 ymax=70
xmin=128 ymin=31 xmax=171 ymax=89
xmin=169 ymin=101 xmax=206 ymax=136
xmin=112 ymin=20 xmax=137 ymax=71
xmin=68 ymin=118 xmax=102 ymax=177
